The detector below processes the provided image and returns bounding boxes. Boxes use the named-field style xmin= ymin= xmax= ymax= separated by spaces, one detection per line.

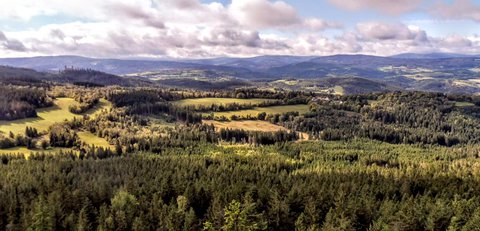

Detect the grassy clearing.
xmin=78 ymin=131 xmax=113 ymax=148
xmin=173 ymin=98 xmax=275 ymax=107
xmin=0 ymin=147 xmax=76 ymax=158
xmin=205 ymin=120 xmax=310 ymax=141
xmin=0 ymin=98 xmax=112 ymax=135
xmin=273 ymin=79 xmax=300 ymax=86
xmin=332 ymin=86 xmax=345 ymax=95
xmin=454 ymin=101 xmax=475 ymax=107
xmin=206 ymin=104 xmax=310 ymax=118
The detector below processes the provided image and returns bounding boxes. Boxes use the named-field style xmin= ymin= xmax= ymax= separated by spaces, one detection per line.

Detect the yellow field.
xmin=0 ymin=98 xmax=112 ymax=135
xmin=205 ymin=120 xmax=309 ymax=140
xmin=173 ymin=98 xmax=275 ymax=107
xmin=207 ymin=120 xmax=289 ymax=132
xmin=78 ymin=131 xmax=113 ymax=148
xmin=206 ymin=104 xmax=310 ymax=118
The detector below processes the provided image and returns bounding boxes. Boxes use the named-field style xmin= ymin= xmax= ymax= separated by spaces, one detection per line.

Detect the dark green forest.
xmin=4 ymin=141 xmax=480 ymax=231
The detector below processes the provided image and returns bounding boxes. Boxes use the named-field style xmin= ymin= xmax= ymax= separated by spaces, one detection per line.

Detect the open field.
xmin=173 ymin=98 xmax=275 ymax=107
xmin=0 ymin=98 xmax=112 ymax=135
xmin=206 ymin=104 xmax=310 ymax=118
xmin=78 ymin=131 xmax=113 ymax=148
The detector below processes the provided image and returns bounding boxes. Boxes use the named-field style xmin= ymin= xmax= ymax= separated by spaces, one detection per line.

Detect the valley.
xmin=3 ymin=0 xmax=480 ymax=229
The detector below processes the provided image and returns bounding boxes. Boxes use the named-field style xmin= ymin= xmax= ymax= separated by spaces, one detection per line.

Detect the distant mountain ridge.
xmin=1 ymin=53 xmax=480 ymax=94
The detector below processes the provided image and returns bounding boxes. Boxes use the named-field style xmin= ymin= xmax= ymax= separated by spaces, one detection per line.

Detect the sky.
xmin=0 ymin=0 xmax=479 ymax=58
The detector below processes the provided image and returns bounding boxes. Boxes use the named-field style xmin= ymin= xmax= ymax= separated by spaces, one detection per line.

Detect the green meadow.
xmin=78 ymin=131 xmax=113 ymax=148
xmin=0 ymin=98 xmax=112 ymax=135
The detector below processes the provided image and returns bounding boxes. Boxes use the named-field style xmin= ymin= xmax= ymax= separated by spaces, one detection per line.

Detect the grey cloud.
xmin=164 ymin=0 xmax=201 ymax=9
xmin=438 ymin=35 xmax=473 ymax=47
xmin=0 ymin=31 xmax=27 ymax=51
xmin=4 ymin=40 xmax=27 ymax=51
xmin=109 ymin=3 xmax=165 ymax=29
xmin=229 ymin=0 xmax=301 ymax=29
xmin=201 ymin=29 xmax=261 ymax=47
xmin=0 ymin=31 xmax=6 ymax=41
xmin=356 ymin=22 xmax=428 ymax=43
xmin=50 ymin=29 xmax=66 ymax=40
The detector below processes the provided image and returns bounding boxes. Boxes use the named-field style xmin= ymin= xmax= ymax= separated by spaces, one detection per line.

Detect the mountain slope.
xmin=0 ymin=66 xmax=154 ymax=87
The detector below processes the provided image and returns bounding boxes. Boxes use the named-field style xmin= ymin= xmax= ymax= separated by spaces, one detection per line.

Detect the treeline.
xmin=69 ymin=94 xmax=100 ymax=114
xmin=185 ymin=99 xmax=309 ymax=114
xmin=57 ymin=68 xmax=138 ymax=87
xmin=0 ymin=86 xmax=53 ymax=120
xmin=182 ymin=88 xmax=315 ymax=100
xmin=126 ymin=102 xmax=202 ymax=124
xmin=107 ymin=89 xmax=183 ymax=107
xmin=205 ymin=111 xmax=302 ymax=122
xmin=219 ymin=128 xmax=298 ymax=145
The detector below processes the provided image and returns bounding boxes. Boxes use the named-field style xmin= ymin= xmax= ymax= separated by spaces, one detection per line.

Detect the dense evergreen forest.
xmin=4 ymin=82 xmax=480 ymax=230
xmin=275 ymin=92 xmax=480 ymax=146
xmin=3 ymin=141 xmax=480 ymax=230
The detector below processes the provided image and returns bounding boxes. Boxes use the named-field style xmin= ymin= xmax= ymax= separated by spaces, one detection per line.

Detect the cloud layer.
xmin=0 ymin=0 xmax=479 ymax=58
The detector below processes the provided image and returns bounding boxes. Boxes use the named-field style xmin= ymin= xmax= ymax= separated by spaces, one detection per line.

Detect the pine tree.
xmin=29 ymin=196 xmax=54 ymax=231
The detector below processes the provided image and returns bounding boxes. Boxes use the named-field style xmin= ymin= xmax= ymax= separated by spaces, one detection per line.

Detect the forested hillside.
xmin=278 ymin=92 xmax=480 ymax=146
xmin=0 ymin=86 xmax=53 ymax=120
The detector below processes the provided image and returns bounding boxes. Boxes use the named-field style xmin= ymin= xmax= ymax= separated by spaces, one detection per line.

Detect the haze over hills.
xmin=0 ymin=53 xmax=478 ymax=75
